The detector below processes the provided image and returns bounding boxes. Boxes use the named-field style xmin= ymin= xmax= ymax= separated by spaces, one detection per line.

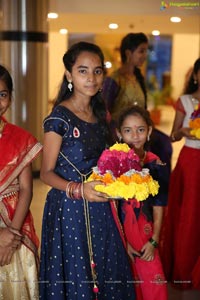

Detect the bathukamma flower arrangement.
xmin=189 ymin=103 xmax=200 ymax=139
xmin=87 ymin=143 xmax=159 ymax=201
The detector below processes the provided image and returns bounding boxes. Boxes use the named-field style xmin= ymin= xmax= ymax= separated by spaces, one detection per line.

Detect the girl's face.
xmin=119 ymin=114 xmax=152 ymax=151
xmin=66 ymin=51 xmax=104 ymax=97
xmin=127 ymin=43 xmax=148 ymax=67
xmin=0 ymin=80 xmax=11 ymax=117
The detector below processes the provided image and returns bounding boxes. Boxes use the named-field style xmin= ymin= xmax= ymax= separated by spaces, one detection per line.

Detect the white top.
xmin=180 ymin=94 xmax=200 ymax=149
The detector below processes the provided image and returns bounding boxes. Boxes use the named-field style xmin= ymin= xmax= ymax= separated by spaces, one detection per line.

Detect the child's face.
xmin=67 ymin=51 xmax=104 ymax=97
xmin=119 ymin=114 xmax=151 ymax=151
xmin=0 ymin=80 xmax=11 ymax=117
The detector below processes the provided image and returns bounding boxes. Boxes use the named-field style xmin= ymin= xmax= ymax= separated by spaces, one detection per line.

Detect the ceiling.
xmin=48 ymin=0 xmax=200 ymax=35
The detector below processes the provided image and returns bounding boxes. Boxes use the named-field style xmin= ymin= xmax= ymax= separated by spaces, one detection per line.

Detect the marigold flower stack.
xmin=87 ymin=143 xmax=159 ymax=201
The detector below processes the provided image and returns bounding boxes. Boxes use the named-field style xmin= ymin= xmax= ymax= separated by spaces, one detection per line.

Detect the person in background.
xmin=160 ymin=58 xmax=200 ymax=290
xmin=102 ymin=32 xmax=172 ymax=176
xmin=0 ymin=65 xmax=42 ymax=299
xmin=39 ymin=41 xmax=136 ymax=300
xmin=117 ymin=105 xmax=168 ymax=300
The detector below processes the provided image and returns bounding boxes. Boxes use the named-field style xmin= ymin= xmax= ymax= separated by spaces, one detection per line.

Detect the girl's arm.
xmin=0 ymin=163 xmax=32 ymax=266
xmin=140 ymin=206 xmax=164 ymax=261
xmin=171 ymin=100 xmax=195 ymax=142
xmin=40 ymin=131 xmax=108 ymax=202
xmin=10 ymin=163 xmax=33 ymax=230
xmin=151 ymin=206 xmax=164 ymax=243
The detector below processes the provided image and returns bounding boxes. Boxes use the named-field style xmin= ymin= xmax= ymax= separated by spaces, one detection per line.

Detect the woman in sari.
xmin=0 ymin=65 xmax=42 ymax=299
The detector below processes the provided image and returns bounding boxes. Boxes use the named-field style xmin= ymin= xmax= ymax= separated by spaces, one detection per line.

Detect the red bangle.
xmin=66 ymin=181 xmax=82 ymax=199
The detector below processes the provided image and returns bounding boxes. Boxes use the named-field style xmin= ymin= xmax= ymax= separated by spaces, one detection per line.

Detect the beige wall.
xmin=48 ymin=32 xmax=68 ymax=109
xmin=171 ymin=33 xmax=200 ymax=100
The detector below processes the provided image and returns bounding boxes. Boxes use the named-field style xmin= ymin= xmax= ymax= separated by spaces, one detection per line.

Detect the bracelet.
xmin=149 ymin=237 xmax=158 ymax=248
xmin=66 ymin=181 xmax=82 ymax=199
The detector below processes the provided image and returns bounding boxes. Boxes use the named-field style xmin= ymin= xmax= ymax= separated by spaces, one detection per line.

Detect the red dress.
xmin=160 ymin=95 xmax=200 ymax=290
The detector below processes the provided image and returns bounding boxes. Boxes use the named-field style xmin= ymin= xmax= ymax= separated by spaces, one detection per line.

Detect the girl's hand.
xmin=127 ymin=242 xmax=142 ymax=262
xmin=181 ymin=127 xmax=198 ymax=140
xmin=83 ymin=181 xmax=109 ymax=202
xmin=0 ymin=227 xmax=22 ymax=248
xmin=0 ymin=246 xmax=16 ymax=266
xmin=140 ymin=241 xmax=155 ymax=261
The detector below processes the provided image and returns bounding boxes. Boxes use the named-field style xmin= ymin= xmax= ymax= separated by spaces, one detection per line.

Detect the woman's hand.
xmin=83 ymin=181 xmax=109 ymax=202
xmin=0 ymin=227 xmax=22 ymax=248
xmin=181 ymin=127 xmax=198 ymax=140
xmin=0 ymin=245 xmax=16 ymax=266
xmin=127 ymin=242 xmax=142 ymax=262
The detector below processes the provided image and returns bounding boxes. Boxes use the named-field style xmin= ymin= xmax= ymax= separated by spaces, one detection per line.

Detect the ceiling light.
xmin=152 ymin=30 xmax=160 ymax=36
xmin=59 ymin=28 xmax=68 ymax=34
xmin=170 ymin=16 xmax=181 ymax=23
xmin=105 ymin=61 xmax=112 ymax=69
xmin=48 ymin=12 xmax=58 ymax=19
xmin=108 ymin=23 xmax=119 ymax=30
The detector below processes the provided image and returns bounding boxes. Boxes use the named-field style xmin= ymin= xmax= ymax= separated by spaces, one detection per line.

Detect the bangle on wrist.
xmin=149 ymin=237 xmax=158 ymax=248
xmin=66 ymin=181 xmax=82 ymax=199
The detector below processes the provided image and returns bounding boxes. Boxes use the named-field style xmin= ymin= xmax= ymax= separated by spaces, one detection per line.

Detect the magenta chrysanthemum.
xmin=97 ymin=145 xmax=141 ymax=177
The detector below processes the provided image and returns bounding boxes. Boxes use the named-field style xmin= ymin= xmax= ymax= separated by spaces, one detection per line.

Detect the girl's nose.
xmin=87 ymin=73 xmax=95 ymax=82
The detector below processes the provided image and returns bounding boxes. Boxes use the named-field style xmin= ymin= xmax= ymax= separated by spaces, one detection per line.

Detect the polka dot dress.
xmin=39 ymin=106 xmax=135 ymax=300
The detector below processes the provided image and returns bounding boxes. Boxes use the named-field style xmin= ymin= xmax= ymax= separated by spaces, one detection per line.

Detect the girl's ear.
xmin=147 ymin=126 xmax=153 ymax=141
xmin=116 ymin=129 xmax=122 ymax=142
xmin=65 ymin=70 xmax=72 ymax=82
xmin=125 ymin=49 xmax=132 ymax=63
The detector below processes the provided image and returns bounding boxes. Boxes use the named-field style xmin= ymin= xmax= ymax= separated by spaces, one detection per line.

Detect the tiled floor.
xmin=31 ymin=105 xmax=200 ymax=299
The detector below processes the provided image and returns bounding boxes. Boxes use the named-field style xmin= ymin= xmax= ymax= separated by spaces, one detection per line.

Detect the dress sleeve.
xmin=174 ymin=97 xmax=186 ymax=114
xmin=102 ymin=76 xmax=120 ymax=112
xmin=43 ymin=109 xmax=69 ymax=137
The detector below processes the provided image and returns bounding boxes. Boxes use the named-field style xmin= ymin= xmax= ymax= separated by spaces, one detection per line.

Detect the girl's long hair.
xmin=184 ymin=58 xmax=200 ymax=94
xmin=53 ymin=41 xmax=113 ymax=145
xmin=120 ymin=32 xmax=148 ymax=108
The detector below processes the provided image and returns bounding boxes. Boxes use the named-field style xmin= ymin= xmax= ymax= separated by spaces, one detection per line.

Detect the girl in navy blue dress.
xmin=39 ymin=41 xmax=135 ymax=300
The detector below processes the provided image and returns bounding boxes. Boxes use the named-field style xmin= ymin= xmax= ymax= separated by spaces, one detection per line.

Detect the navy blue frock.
xmin=39 ymin=106 xmax=135 ymax=300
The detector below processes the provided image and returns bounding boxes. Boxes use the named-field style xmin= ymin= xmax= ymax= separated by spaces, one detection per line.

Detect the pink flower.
xmin=97 ymin=148 xmax=141 ymax=177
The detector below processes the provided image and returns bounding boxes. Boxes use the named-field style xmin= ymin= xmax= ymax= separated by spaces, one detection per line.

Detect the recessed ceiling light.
xmin=59 ymin=28 xmax=68 ymax=34
xmin=152 ymin=30 xmax=160 ymax=36
xmin=108 ymin=23 xmax=119 ymax=30
xmin=170 ymin=16 xmax=181 ymax=23
xmin=105 ymin=61 xmax=112 ymax=69
xmin=48 ymin=12 xmax=58 ymax=19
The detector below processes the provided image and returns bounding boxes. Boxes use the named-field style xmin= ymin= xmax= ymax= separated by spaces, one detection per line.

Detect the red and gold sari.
xmin=0 ymin=117 xmax=42 ymax=299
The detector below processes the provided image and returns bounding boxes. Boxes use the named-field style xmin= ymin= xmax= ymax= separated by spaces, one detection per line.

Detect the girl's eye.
xmin=95 ymin=69 xmax=103 ymax=75
xmin=79 ymin=69 xmax=87 ymax=74
xmin=0 ymin=92 xmax=8 ymax=98
xmin=137 ymin=128 xmax=145 ymax=133
xmin=124 ymin=129 xmax=131 ymax=133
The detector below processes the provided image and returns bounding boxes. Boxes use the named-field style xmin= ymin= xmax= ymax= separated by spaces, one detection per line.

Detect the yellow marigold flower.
xmin=191 ymin=128 xmax=200 ymax=139
xmin=109 ymin=143 xmax=130 ymax=152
